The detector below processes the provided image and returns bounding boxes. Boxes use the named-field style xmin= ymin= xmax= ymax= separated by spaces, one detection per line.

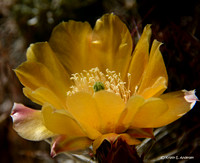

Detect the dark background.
xmin=0 ymin=0 xmax=200 ymax=162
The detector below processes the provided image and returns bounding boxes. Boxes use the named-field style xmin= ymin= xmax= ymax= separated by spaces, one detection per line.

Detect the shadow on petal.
xmin=51 ymin=135 xmax=92 ymax=157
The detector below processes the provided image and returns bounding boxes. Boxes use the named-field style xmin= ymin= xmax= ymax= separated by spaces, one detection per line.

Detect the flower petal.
xmin=26 ymin=42 xmax=71 ymax=89
xmin=93 ymin=91 xmax=125 ymax=133
xmin=66 ymin=92 xmax=100 ymax=132
xmin=49 ymin=20 xmax=93 ymax=74
xmin=11 ymin=103 xmax=54 ymax=141
xmin=51 ymin=135 xmax=92 ymax=157
xmin=139 ymin=76 xmax=167 ymax=99
xmin=92 ymin=13 xmax=133 ymax=80
xmin=130 ymin=97 xmax=168 ymax=128
xmin=150 ymin=90 xmax=199 ymax=127
xmin=42 ymin=103 xmax=101 ymax=140
xmin=42 ymin=104 xmax=84 ymax=136
xmin=49 ymin=14 xmax=133 ymax=80
xmin=137 ymin=40 xmax=168 ymax=98
xmin=128 ymin=24 xmax=151 ymax=93
xmin=116 ymin=95 xmax=145 ymax=133
xmin=15 ymin=61 xmax=67 ymax=106
xmin=23 ymin=87 xmax=66 ymax=110
xmin=15 ymin=42 xmax=72 ymax=107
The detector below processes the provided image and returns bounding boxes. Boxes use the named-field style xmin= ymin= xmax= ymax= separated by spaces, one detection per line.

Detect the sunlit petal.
xmin=49 ymin=20 xmax=92 ymax=74
xmin=139 ymin=76 xmax=167 ymax=99
xmin=11 ymin=103 xmax=54 ymax=141
xmin=92 ymin=13 xmax=133 ymax=80
xmin=42 ymin=104 xmax=84 ymax=136
xmin=138 ymin=40 xmax=168 ymax=98
xmin=49 ymin=14 xmax=132 ymax=80
xmin=42 ymin=103 xmax=101 ymax=140
xmin=128 ymin=24 xmax=151 ymax=93
xmin=150 ymin=90 xmax=199 ymax=127
xmin=116 ymin=95 xmax=145 ymax=133
xmin=26 ymin=42 xmax=71 ymax=89
xmin=15 ymin=61 xmax=67 ymax=106
xmin=23 ymin=87 xmax=66 ymax=110
xmin=130 ymin=97 xmax=168 ymax=128
xmin=66 ymin=92 xmax=101 ymax=131
xmin=93 ymin=91 xmax=125 ymax=133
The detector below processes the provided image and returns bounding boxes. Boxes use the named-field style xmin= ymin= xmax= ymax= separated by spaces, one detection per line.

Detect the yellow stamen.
xmin=67 ymin=67 xmax=131 ymax=102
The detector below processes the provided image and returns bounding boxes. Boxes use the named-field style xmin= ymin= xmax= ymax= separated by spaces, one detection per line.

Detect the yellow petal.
xmin=116 ymin=95 xmax=145 ymax=133
xmin=128 ymin=24 xmax=151 ymax=93
xmin=51 ymin=135 xmax=92 ymax=157
xmin=49 ymin=20 xmax=93 ymax=74
xmin=130 ymin=97 xmax=168 ymax=128
xmin=92 ymin=13 xmax=133 ymax=80
xmin=11 ymin=103 xmax=54 ymax=141
xmin=15 ymin=61 xmax=51 ymax=90
xmin=15 ymin=61 xmax=67 ymax=105
xmin=26 ymin=42 xmax=71 ymax=89
xmin=23 ymin=87 xmax=66 ymax=110
xmin=42 ymin=103 xmax=101 ymax=140
xmin=137 ymin=40 xmax=168 ymax=98
xmin=67 ymin=92 xmax=100 ymax=129
xmin=66 ymin=92 xmax=101 ymax=138
xmin=49 ymin=14 xmax=132 ymax=80
xmin=93 ymin=91 xmax=125 ymax=133
xmin=42 ymin=104 xmax=85 ymax=136
xmin=151 ymin=90 xmax=199 ymax=127
xmin=139 ymin=76 xmax=167 ymax=99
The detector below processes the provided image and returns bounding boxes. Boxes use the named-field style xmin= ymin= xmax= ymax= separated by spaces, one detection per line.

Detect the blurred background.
xmin=0 ymin=0 xmax=200 ymax=162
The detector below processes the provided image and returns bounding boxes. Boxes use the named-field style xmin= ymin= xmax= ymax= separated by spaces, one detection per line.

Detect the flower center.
xmin=93 ymin=81 xmax=105 ymax=92
xmin=67 ymin=67 xmax=131 ymax=102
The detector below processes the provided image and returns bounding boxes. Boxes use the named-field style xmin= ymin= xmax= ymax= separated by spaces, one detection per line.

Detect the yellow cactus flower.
xmin=11 ymin=13 xmax=198 ymax=158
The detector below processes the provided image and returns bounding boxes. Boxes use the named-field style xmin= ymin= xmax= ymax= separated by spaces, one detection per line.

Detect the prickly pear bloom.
xmin=11 ymin=13 xmax=198 ymax=158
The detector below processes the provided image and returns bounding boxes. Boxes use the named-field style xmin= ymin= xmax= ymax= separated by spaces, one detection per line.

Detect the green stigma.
xmin=93 ymin=81 xmax=105 ymax=92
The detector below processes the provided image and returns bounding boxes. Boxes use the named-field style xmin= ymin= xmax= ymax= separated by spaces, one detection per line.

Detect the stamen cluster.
xmin=67 ymin=67 xmax=131 ymax=102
